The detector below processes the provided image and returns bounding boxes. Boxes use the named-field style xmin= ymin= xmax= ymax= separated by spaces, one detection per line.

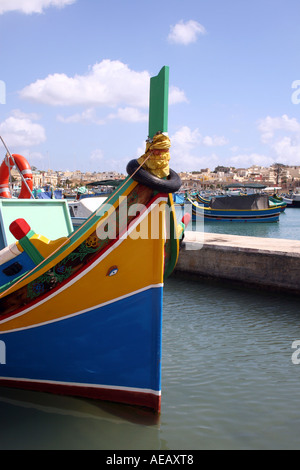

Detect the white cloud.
xmin=225 ymin=114 xmax=300 ymax=168
xmin=169 ymin=86 xmax=188 ymax=105
xmin=202 ymin=135 xmax=229 ymax=147
xmin=57 ymin=90 xmax=187 ymax=125
xmin=90 ymin=149 xmax=104 ymax=163
xmin=172 ymin=126 xmax=201 ymax=148
xmin=258 ymin=114 xmax=300 ymax=165
xmin=167 ymin=125 xmax=230 ymax=170
xmin=170 ymin=126 xmax=218 ymax=171
xmin=168 ymin=20 xmax=206 ymax=45
xmin=229 ymin=153 xmax=274 ymax=168
xmin=10 ymin=109 xmax=41 ymax=121
xmin=272 ymin=137 xmax=300 ymax=164
xmin=0 ymin=110 xmax=46 ymax=147
xmin=108 ymin=107 xmax=148 ymax=123
xmin=258 ymin=114 xmax=300 ymax=143
xmin=169 ymin=126 xmax=201 ymax=170
xmin=20 ymin=60 xmax=151 ymax=108
xmin=0 ymin=0 xmax=76 ymax=15
xmin=89 ymin=149 xmax=128 ymax=173
xmin=57 ymin=108 xmax=105 ymax=125
xmin=58 ymin=106 xmax=148 ymax=125
xmin=21 ymin=60 xmax=187 ymax=110
xmin=171 ymin=126 xmax=228 ymax=148
xmin=26 ymin=151 xmax=46 ymax=163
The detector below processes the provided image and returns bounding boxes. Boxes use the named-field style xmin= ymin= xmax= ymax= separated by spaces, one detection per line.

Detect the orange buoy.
xmin=0 ymin=154 xmax=33 ymax=199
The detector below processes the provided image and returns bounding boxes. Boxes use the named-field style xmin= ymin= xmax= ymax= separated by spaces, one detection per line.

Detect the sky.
xmin=0 ymin=0 xmax=300 ymax=174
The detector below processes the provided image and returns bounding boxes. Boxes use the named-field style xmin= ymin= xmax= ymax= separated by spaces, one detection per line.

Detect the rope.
xmin=137 ymin=132 xmax=171 ymax=178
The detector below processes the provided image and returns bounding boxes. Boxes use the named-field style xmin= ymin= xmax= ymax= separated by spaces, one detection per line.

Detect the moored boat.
xmin=68 ymin=180 xmax=124 ymax=227
xmin=190 ymin=193 xmax=282 ymax=222
xmin=68 ymin=195 xmax=109 ymax=227
xmin=0 ymin=66 xmax=185 ymax=412
xmin=195 ymin=193 xmax=210 ymax=207
xmin=268 ymin=196 xmax=287 ymax=212
xmin=282 ymin=193 xmax=300 ymax=208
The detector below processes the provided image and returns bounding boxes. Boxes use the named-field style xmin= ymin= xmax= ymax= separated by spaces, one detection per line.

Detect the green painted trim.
xmin=148 ymin=66 xmax=169 ymax=139
xmin=19 ymin=231 xmax=45 ymax=265
xmin=164 ymin=195 xmax=179 ymax=280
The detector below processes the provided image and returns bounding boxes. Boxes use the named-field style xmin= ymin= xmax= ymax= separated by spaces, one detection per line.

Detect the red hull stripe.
xmin=0 ymin=378 xmax=161 ymax=412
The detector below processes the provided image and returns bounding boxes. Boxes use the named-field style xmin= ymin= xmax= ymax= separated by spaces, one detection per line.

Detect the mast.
xmin=148 ymin=66 xmax=169 ymax=140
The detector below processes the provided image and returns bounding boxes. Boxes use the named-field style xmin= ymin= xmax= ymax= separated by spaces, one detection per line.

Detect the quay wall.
xmin=174 ymin=231 xmax=300 ymax=295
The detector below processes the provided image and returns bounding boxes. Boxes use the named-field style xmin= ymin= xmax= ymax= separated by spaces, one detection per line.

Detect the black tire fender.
xmin=126 ymin=159 xmax=182 ymax=193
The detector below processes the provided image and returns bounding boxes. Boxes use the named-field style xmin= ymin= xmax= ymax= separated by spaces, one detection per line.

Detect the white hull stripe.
xmin=0 ymin=283 xmax=164 ymax=334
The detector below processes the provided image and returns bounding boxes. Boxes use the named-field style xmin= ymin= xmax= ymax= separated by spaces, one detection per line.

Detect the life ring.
xmin=126 ymin=159 xmax=182 ymax=193
xmin=0 ymin=154 xmax=33 ymax=199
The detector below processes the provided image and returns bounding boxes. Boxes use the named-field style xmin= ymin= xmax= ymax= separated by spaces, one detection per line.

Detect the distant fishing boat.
xmin=68 ymin=195 xmax=108 ymax=227
xmin=190 ymin=184 xmax=287 ymax=215
xmin=190 ymin=193 xmax=283 ymax=222
xmin=282 ymin=193 xmax=300 ymax=208
xmin=194 ymin=193 xmax=210 ymax=207
xmin=68 ymin=180 xmax=122 ymax=227
xmin=33 ymin=188 xmax=63 ymax=199
xmin=0 ymin=66 xmax=187 ymax=412
xmin=268 ymin=196 xmax=287 ymax=212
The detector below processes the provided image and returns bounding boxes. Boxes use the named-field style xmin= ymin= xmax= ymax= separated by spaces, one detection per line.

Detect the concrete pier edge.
xmin=174 ymin=231 xmax=300 ymax=296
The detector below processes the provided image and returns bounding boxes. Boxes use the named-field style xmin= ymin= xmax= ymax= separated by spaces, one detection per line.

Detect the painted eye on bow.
xmin=107 ymin=266 xmax=118 ymax=277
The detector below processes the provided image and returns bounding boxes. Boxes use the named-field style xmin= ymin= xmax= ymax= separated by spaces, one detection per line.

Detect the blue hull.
xmin=192 ymin=205 xmax=281 ymax=223
xmin=0 ymin=286 xmax=163 ymax=409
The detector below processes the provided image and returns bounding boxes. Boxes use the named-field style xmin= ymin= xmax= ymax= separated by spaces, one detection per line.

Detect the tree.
xmin=214 ymin=166 xmax=230 ymax=173
xmin=273 ymin=163 xmax=285 ymax=185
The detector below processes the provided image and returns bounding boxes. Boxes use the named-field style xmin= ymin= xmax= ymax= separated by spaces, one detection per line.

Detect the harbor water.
xmin=1 ymin=209 xmax=300 ymax=450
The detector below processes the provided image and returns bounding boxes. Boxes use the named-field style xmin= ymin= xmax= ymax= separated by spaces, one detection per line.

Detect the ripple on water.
xmin=161 ymin=277 xmax=300 ymax=449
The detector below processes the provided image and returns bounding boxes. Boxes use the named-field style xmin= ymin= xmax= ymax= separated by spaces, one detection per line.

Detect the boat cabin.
xmin=0 ymin=199 xmax=73 ymax=288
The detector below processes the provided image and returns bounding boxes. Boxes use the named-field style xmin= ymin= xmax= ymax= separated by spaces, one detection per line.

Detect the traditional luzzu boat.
xmin=190 ymin=193 xmax=283 ymax=222
xmin=268 ymin=196 xmax=287 ymax=212
xmin=0 ymin=66 xmax=185 ymax=412
xmin=193 ymin=191 xmax=286 ymax=213
xmin=194 ymin=193 xmax=210 ymax=207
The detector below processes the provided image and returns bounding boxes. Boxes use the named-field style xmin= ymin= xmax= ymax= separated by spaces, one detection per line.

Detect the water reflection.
xmin=0 ymin=387 xmax=164 ymax=450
